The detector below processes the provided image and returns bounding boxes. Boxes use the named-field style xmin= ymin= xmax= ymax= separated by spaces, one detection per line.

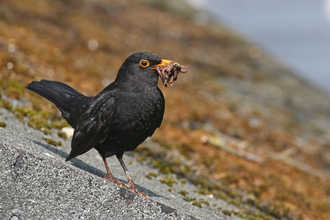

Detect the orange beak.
xmin=151 ymin=59 xmax=175 ymax=69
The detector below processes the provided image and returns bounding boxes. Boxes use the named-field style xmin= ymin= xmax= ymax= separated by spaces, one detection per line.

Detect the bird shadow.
xmin=31 ymin=140 xmax=168 ymax=199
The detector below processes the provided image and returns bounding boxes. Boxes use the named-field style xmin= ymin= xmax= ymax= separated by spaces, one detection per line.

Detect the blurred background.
xmin=1 ymin=0 xmax=330 ymax=219
xmin=201 ymin=0 xmax=330 ymax=94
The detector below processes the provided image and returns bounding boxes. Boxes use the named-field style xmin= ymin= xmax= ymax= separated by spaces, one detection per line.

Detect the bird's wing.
xmin=66 ymin=92 xmax=116 ymax=161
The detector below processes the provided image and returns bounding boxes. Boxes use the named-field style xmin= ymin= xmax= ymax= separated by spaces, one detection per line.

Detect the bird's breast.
xmin=109 ymin=88 xmax=164 ymax=146
xmin=116 ymin=89 xmax=163 ymax=127
xmin=95 ymin=87 xmax=164 ymax=155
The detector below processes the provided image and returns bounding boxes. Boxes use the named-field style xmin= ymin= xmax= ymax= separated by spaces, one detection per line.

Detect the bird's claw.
xmin=103 ymin=175 xmax=125 ymax=187
xmin=124 ymin=182 xmax=150 ymax=198
xmin=104 ymin=175 xmax=149 ymax=197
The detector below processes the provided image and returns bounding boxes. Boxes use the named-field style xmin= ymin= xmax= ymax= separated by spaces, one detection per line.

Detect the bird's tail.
xmin=26 ymin=80 xmax=88 ymax=128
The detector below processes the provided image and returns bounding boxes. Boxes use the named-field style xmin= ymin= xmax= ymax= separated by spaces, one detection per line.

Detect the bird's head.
xmin=116 ymin=52 xmax=188 ymax=88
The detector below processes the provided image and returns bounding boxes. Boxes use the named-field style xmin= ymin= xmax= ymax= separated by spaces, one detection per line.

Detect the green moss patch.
xmin=183 ymin=197 xmax=196 ymax=202
xmin=44 ymin=138 xmax=62 ymax=147
xmin=192 ymin=201 xmax=202 ymax=208
xmin=145 ymin=172 xmax=158 ymax=179
xmin=0 ymin=100 xmax=13 ymax=111
xmin=199 ymin=198 xmax=210 ymax=206
xmin=178 ymin=190 xmax=188 ymax=196
xmin=159 ymin=177 xmax=177 ymax=187
xmin=0 ymin=121 xmax=7 ymax=128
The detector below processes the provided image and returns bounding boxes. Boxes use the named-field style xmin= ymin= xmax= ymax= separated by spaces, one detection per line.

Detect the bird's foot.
xmin=103 ymin=174 xmax=125 ymax=187
xmin=103 ymin=175 xmax=149 ymax=197
xmin=124 ymin=181 xmax=150 ymax=198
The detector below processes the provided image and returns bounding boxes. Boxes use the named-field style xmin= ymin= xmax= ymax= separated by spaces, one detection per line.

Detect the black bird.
xmin=27 ymin=52 xmax=187 ymax=197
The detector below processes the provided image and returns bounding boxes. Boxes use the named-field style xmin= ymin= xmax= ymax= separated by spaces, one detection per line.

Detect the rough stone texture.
xmin=0 ymin=108 xmax=241 ymax=220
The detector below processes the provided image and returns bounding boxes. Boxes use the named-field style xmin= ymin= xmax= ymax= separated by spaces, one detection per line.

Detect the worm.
xmin=155 ymin=62 xmax=188 ymax=87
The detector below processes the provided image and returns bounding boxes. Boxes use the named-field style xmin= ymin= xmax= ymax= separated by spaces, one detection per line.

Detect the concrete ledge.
xmin=0 ymin=108 xmax=239 ymax=220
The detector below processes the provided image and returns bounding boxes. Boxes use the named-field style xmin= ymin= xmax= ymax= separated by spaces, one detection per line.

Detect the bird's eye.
xmin=139 ymin=60 xmax=149 ymax=68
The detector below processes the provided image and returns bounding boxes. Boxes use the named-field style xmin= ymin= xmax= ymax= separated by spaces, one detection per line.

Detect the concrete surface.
xmin=0 ymin=107 xmax=241 ymax=220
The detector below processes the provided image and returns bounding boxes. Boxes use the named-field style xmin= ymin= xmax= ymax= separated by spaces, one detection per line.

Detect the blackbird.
xmin=27 ymin=52 xmax=187 ymax=197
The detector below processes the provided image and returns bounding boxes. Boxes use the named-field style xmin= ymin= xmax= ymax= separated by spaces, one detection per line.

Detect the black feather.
xmin=26 ymin=80 xmax=91 ymax=128
xmin=26 ymin=52 xmax=169 ymax=197
xmin=26 ymin=52 xmax=165 ymax=160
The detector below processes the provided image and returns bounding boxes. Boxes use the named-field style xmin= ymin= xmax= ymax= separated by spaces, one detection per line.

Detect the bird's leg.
xmin=101 ymin=154 xmax=125 ymax=187
xmin=116 ymin=152 xmax=150 ymax=197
